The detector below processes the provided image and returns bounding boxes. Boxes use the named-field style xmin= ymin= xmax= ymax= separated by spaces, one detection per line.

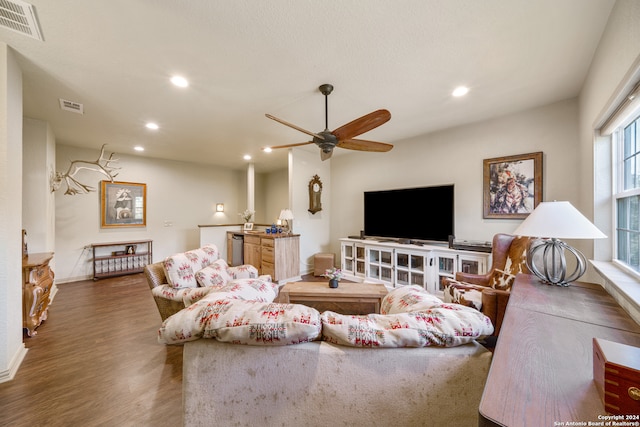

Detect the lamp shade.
xmin=513 ymin=201 xmax=606 ymax=239
xmin=279 ymin=209 xmax=294 ymax=221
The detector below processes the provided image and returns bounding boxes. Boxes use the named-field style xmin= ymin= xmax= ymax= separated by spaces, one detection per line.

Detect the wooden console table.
xmin=91 ymin=240 xmax=152 ymax=280
xmin=479 ymin=274 xmax=640 ymax=426
xmin=23 ymin=252 xmax=55 ymax=336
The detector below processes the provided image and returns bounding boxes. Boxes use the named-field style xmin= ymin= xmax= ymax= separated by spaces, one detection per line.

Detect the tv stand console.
xmin=340 ymin=238 xmax=490 ymax=296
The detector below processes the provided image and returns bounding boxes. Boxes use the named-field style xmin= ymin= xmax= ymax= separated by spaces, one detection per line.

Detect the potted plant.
xmin=323 ymin=267 xmax=343 ymax=288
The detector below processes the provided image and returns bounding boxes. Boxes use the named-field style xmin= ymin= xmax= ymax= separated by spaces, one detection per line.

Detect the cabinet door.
xmin=243 ymin=243 xmax=261 ymax=272
xmin=434 ymin=253 xmax=456 ymax=293
xmin=341 ymin=242 xmax=355 ymax=275
xmin=458 ymin=254 xmax=487 ymax=275
xmin=355 ymin=244 xmax=366 ymax=277
xmin=366 ymin=246 xmax=393 ymax=285
xmin=395 ymin=251 xmax=427 ymax=288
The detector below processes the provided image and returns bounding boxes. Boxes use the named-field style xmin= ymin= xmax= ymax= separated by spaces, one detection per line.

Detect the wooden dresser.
xmin=479 ymin=274 xmax=640 ymax=425
xmin=22 ymin=252 xmax=55 ymax=337
xmin=228 ymin=232 xmax=300 ymax=283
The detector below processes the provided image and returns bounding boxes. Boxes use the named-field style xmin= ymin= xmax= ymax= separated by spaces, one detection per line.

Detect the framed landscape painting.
xmin=483 ymin=152 xmax=542 ymax=219
xmin=101 ymin=181 xmax=147 ymax=228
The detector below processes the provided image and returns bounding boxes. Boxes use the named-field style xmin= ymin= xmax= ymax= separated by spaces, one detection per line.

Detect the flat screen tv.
xmin=364 ymin=185 xmax=454 ymax=243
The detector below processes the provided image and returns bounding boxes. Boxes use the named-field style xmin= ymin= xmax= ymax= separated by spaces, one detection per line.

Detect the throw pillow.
xmin=158 ymin=298 xmax=322 ymax=346
xmin=195 ymin=259 xmax=233 ymax=287
xmin=488 ymin=269 xmax=516 ymax=291
xmin=228 ymin=264 xmax=259 ymax=279
xmin=442 ymin=282 xmax=483 ymax=311
xmin=163 ymin=244 xmax=221 ymax=289
xmin=321 ymin=304 xmax=494 ymax=348
xmin=203 ymin=278 xmax=279 ymax=304
xmin=380 ymin=285 xmax=442 ymax=315
xmin=213 ymin=301 xmax=322 ymax=345
xmin=503 ymin=236 xmax=530 ymax=276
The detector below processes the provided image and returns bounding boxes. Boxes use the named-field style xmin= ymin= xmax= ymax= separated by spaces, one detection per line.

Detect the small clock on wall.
xmin=308 ymin=174 xmax=323 ymax=214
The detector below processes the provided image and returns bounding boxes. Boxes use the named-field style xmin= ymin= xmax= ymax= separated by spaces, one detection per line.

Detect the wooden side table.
xmin=22 ymin=252 xmax=55 ymax=336
xmin=280 ymin=281 xmax=388 ymax=315
xmin=479 ymin=274 xmax=640 ymax=425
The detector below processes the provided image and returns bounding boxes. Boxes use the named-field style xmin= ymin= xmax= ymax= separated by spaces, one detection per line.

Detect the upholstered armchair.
xmin=443 ymin=233 xmax=532 ymax=336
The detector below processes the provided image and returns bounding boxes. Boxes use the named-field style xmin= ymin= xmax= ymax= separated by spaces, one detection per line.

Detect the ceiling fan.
xmin=265 ymin=84 xmax=393 ymax=161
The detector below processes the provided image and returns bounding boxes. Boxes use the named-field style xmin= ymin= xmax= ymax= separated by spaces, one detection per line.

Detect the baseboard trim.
xmin=0 ymin=344 xmax=28 ymax=383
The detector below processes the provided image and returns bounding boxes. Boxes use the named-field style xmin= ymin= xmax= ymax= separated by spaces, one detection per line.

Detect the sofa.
xmin=157 ymin=284 xmax=495 ymax=426
xmin=144 ymin=244 xmax=270 ymax=321
xmin=183 ymin=338 xmax=492 ymax=426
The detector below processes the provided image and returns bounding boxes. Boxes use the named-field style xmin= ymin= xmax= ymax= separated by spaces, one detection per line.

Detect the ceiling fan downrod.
xmin=319 ymin=84 xmax=333 ymax=131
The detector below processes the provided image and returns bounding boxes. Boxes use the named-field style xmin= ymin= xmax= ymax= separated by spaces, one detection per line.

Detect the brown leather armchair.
xmin=443 ymin=233 xmax=532 ymax=336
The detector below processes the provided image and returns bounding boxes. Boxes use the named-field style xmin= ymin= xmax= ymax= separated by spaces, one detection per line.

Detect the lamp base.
xmin=527 ymin=238 xmax=587 ymax=286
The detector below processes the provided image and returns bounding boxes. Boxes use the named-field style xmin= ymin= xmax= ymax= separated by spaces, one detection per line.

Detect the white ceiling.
xmin=1 ymin=0 xmax=615 ymax=172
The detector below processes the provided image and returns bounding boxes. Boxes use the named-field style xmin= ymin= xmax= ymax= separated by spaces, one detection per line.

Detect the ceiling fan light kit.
xmin=265 ymin=84 xmax=393 ymax=160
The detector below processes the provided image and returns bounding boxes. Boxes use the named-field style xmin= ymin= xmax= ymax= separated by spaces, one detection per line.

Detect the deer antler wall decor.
xmin=50 ymin=144 xmax=120 ymax=195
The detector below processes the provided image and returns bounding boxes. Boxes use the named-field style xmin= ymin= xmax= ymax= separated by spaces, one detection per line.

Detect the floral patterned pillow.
xmin=228 ymin=264 xmax=259 ymax=279
xmin=163 ymin=244 xmax=220 ymax=288
xmin=158 ymin=298 xmax=321 ymax=346
xmin=321 ymin=304 xmax=494 ymax=348
xmin=213 ymin=301 xmax=322 ymax=345
xmin=195 ymin=259 xmax=233 ymax=287
xmin=203 ymin=278 xmax=279 ymax=304
xmin=380 ymin=285 xmax=442 ymax=315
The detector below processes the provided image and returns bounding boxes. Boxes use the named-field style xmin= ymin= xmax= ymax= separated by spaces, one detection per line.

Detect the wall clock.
xmin=308 ymin=175 xmax=323 ymax=214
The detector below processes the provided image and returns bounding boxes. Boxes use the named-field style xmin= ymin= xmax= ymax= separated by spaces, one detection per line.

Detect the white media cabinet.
xmin=340 ymin=238 xmax=491 ymax=296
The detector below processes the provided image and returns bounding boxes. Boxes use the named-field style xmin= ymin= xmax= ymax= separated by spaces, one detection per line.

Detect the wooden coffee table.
xmin=279 ymin=281 xmax=388 ymax=315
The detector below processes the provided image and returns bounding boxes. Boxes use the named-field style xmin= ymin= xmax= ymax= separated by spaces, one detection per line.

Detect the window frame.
xmin=613 ymin=112 xmax=640 ymax=276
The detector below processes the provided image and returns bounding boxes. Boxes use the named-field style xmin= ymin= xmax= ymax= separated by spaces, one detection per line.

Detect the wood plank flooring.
xmin=0 ymin=272 xmax=333 ymax=427
xmin=0 ymin=273 xmax=183 ymax=427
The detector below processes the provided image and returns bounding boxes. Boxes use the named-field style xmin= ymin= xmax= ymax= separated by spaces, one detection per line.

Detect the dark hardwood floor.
xmin=0 ymin=273 xmax=183 ymax=427
xmin=0 ymin=272 xmax=331 ymax=427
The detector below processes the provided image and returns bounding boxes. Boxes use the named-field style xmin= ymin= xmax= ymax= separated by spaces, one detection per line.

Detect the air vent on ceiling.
xmin=0 ymin=0 xmax=43 ymax=41
xmin=59 ymin=98 xmax=84 ymax=115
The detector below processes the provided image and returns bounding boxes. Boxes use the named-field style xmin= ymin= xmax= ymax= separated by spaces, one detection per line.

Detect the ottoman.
xmin=313 ymin=252 xmax=335 ymax=276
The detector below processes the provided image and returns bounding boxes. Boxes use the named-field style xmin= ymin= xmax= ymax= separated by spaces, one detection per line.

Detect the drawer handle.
xmin=630 ymin=387 xmax=640 ymax=401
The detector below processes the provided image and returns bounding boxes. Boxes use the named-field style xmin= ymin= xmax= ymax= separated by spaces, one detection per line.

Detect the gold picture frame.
xmin=101 ymin=181 xmax=147 ymax=228
xmin=483 ymin=152 xmax=543 ymax=219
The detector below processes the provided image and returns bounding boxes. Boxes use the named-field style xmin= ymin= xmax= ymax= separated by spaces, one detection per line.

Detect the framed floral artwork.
xmin=101 ymin=181 xmax=147 ymax=227
xmin=483 ymin=152 xmax=543 ymax=219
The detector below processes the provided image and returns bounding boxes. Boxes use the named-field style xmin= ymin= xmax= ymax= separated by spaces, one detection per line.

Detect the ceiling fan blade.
xmin=321 ymin=149 xmax=333 ymax=161
xmin=264 ymin=141 xmax=314 ymax=150
xmin=332 ymin=109 xmax=391 ymax=141
xmin=337 ymin=139 xmax=393 ymax=152
xmin=265 ymin=114 xmax=325 ymax=140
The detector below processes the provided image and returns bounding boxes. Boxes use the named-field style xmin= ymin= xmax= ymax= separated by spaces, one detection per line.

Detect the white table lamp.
xmin=279 ymin=209 xmax=294 ymax=234
xmin=513 ymin=201 xmax=606 ymax=286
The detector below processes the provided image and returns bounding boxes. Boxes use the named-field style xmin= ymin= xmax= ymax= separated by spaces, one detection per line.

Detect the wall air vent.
xmin=0 ymin=0 xmax=44 ymax=41
xmin=59 ymin=98 xmax=84 ymax=114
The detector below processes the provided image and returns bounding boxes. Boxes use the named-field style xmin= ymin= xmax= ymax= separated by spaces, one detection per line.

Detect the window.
xmin=615 ymin=114 xmax=640 ymax=272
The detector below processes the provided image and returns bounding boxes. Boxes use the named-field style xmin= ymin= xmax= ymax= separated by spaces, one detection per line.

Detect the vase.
xmin=329 ymin=279 xmax=339 ymax=288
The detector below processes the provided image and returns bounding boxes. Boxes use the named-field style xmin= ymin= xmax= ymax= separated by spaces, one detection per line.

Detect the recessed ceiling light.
xmin=243 ymin=154 xmax=252 ymax=160
xmin=134 ymin=146 xmax=144 ymax=152
xmin=263 ymin=147 xmax=272 ymax=153
xmin=145 ymin=122 xmax=159 ymax=130
xmin=170 ymin=75 xmax=189 ymax=88
xmin=452 ymin=86 xmax=469 ymax=97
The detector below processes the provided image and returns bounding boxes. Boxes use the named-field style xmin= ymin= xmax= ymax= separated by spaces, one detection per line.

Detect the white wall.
xmin=579 ymin=0 xmax=640 ymax=262
xmin=290 ymin=148 xmax=332 ymax=273
xmin=23 ymin=118 xmax=56 ymax=254
xmin=263 ymin=168 xmax=289 ymax=224
xmin=329 ymin=99 xmax=580 ymax=259
xmin=0 ymin=44 xmax=27 ymax=382
xmin=54 ymin=144 xmax=246 ymax=282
